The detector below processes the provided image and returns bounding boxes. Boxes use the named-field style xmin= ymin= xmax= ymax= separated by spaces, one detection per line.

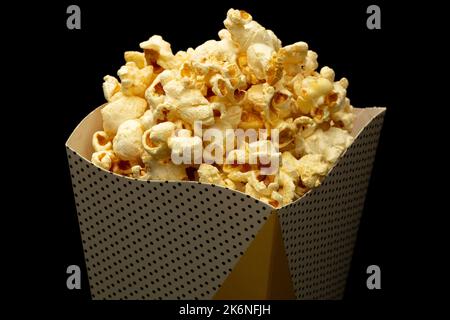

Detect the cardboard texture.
xmin=66 ymin=106 xmax=385 ymax=300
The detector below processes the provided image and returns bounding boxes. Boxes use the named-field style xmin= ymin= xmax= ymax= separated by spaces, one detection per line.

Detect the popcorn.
xmin=142 ymin=156 xmax=187 ymax=181
xmin=117 ymin=62 xmax=153 ymax=97
xmin=300 ymin=127 xmax=354 ymax=163
xmin=140 ymin=35 xmax=178 ymax=70
xmin=198 ymin=164 xmax=227 ymax=186
xmin=278 ymin=42 xmax=309 ymax=77
xmin=113 ymin=119 xmax=144 ymax=162
xmin=131 ymin=164 xmax=150 ymax=180
xmin=101 ymin=95 xmax=147 ymax=136
xmin=91 ymin=150 xmax=116 ymax=171
xmin=142 ymin=122 xmax=175 ymax=160
xmin=89 ymin=8 xmax=357 ymax=208
xmin=92 ymin=131 xmax=112 ymax=152
xmin=124 ymin=51 xmax=146 ymax=69
xmin=297 ymin=154 xmax=329 ymax=189
xmin=102 ymin=75 xmax=121 ymax=102
xmin=224 ymin=9 xmax=281 ymax=82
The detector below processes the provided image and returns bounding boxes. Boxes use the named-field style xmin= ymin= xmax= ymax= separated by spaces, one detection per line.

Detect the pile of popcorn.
xmin=90 ymin=9 xmax=355 ymax=207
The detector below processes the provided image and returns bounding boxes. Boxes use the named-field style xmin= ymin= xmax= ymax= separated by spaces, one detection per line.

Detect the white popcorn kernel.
xmin=302 ymin=127 xmax=354 ymax=163
xmin=131 ymin=165 xmax=150 ymax=180
xmin=297 ymin=154 xmax=329 ymax=188
xmin=303 ymin=50 xmax=319 ymax=75
xmin=178 ymin=104 xmax=215 ymax=126
xmin=124 ymin=51 xmax=146 ymax=69
xmin=224 ymin=9 xmax=281 ymax=53
xmin=320 ymin=66 xmax=335 ymax=82
xmin=210 ymin=73 xmax=233 ymax=97
xmin=102 ymin=75 xmax=121 ymax=102
xmin=198 ymin=164 xmax=228 ymax=187
xmin=142 ymin=121 xmax=175 ymax=160
xmin=140 ymin=35 xmax=177 ymax=70
xmin=272 ymin=170 xmax=296 ymax=206
xmin=117 ymin=62 xmax=153 ymax=98
xmin=92 ymin=131 xmax=112 ymax=152
xmin=246 ymin=43 xmax=274 ymax=80
xmin=112 ymin=119 xmax=144 ymax=162
xmin=246 ymin=83 xmax=275 ymax=113
xmin=190 ymin=38 xmax=238 ymax=76
xmin=144 ymin=69 xmax=176 ymax=109
xmin=295 ymin=76 xmax=333 ymax=116
xmin=91 ymin=150 xmax=116 ymax=171
xmin=143 ymin=158 xmax=187 ymax=181
xmin=331 ymin=98 xmax=355 ymax=131
xmin=101 ymin=95 xmax=147 ymax=136
xmin=294 ymin=116 xmax=317 ymax=138
xmin=271 ymin=89 xmax=294 ymax=119
xmin=278 ymin=42 xmax=309 ymax=77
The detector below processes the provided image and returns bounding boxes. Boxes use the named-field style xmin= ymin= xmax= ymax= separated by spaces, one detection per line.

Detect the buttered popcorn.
xmin=90 ymin=8 xmax=355 ymax=207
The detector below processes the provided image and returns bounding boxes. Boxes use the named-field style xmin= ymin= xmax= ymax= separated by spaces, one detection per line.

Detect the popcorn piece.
xmin=91 ymin=150 xmax=116 ymax=171
xmin=224 ymin=9 xmax=281 ymax=82
xmin=297 ymin=154 xmax=329 ymax=188
xmin=246 ymin=83 xmax=275 ymax=113
xmin=140 ymin=35 xmax=178 ymax=70
xmin=294 ymin=116 xmax=317 ymax=138
xmin=124 ymin=51 xmax=146 ymax=69
xmin=303 ymin=50 xmax=319 ymax=76
xmin=92 ymin=131 xmax=112 ymax=152
xmin=331 ymin=97 xmax=355 ymax=131
xmin=112 ymin=119 xmax=144 ymax=162
xmin=198 ymin=164 xmax=228 ymax=186
xmin=142 ymin=121 xmax=175 ymax=160
xmin=270 ymin=88 xmax=295 ymax=120
xmin=274 ymin=120 xmax=296 ymax=149
xmin=142 ymin=156 xmax=187 ymax=181
xmin=101 ymin=95 xmax=147 ymax=136
xmin=301 ymin=127 xmax=354 ymax=163
xmin=102 ymin=75 xmax=121 ymax=102
xmin=295 ymin=76 xmax=334 ymax=122
xmin=278 ymin=42 xmax=309 ymax=77
xmin=117 ymin=62 xmax=153 ymax=97
xmin=145 ymin=70 xmax=175 ymax=109
xmin=271 ymin=171 xmax=296 ymax=206
xmin=190 ymin=38 xmax=238 ymax=75
xmin=320 ymin=66 xmax=335 ymax=82
xmin=131 ymin=165 xmax=151 ymax=180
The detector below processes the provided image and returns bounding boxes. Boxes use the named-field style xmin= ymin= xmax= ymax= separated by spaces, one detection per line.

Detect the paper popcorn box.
xmin=66 ymin=106 xmax=385 ymax=300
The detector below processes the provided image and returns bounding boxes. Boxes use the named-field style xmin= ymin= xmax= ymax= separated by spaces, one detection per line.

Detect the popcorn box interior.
xmin=66 ymin=106 xmax=385 ymax=300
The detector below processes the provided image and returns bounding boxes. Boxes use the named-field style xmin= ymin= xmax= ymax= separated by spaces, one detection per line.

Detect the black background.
xmin=14 ymin=0 xmax=434 ymax=316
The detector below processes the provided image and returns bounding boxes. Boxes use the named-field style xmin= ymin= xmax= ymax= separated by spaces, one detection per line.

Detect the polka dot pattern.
xmin=66 ymin=148 xmax=273 ymax=300
xmin=66 ymin=108 xmax=385 ymax=300
xmin=277 ymin=110 xmax=386 ymax=299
